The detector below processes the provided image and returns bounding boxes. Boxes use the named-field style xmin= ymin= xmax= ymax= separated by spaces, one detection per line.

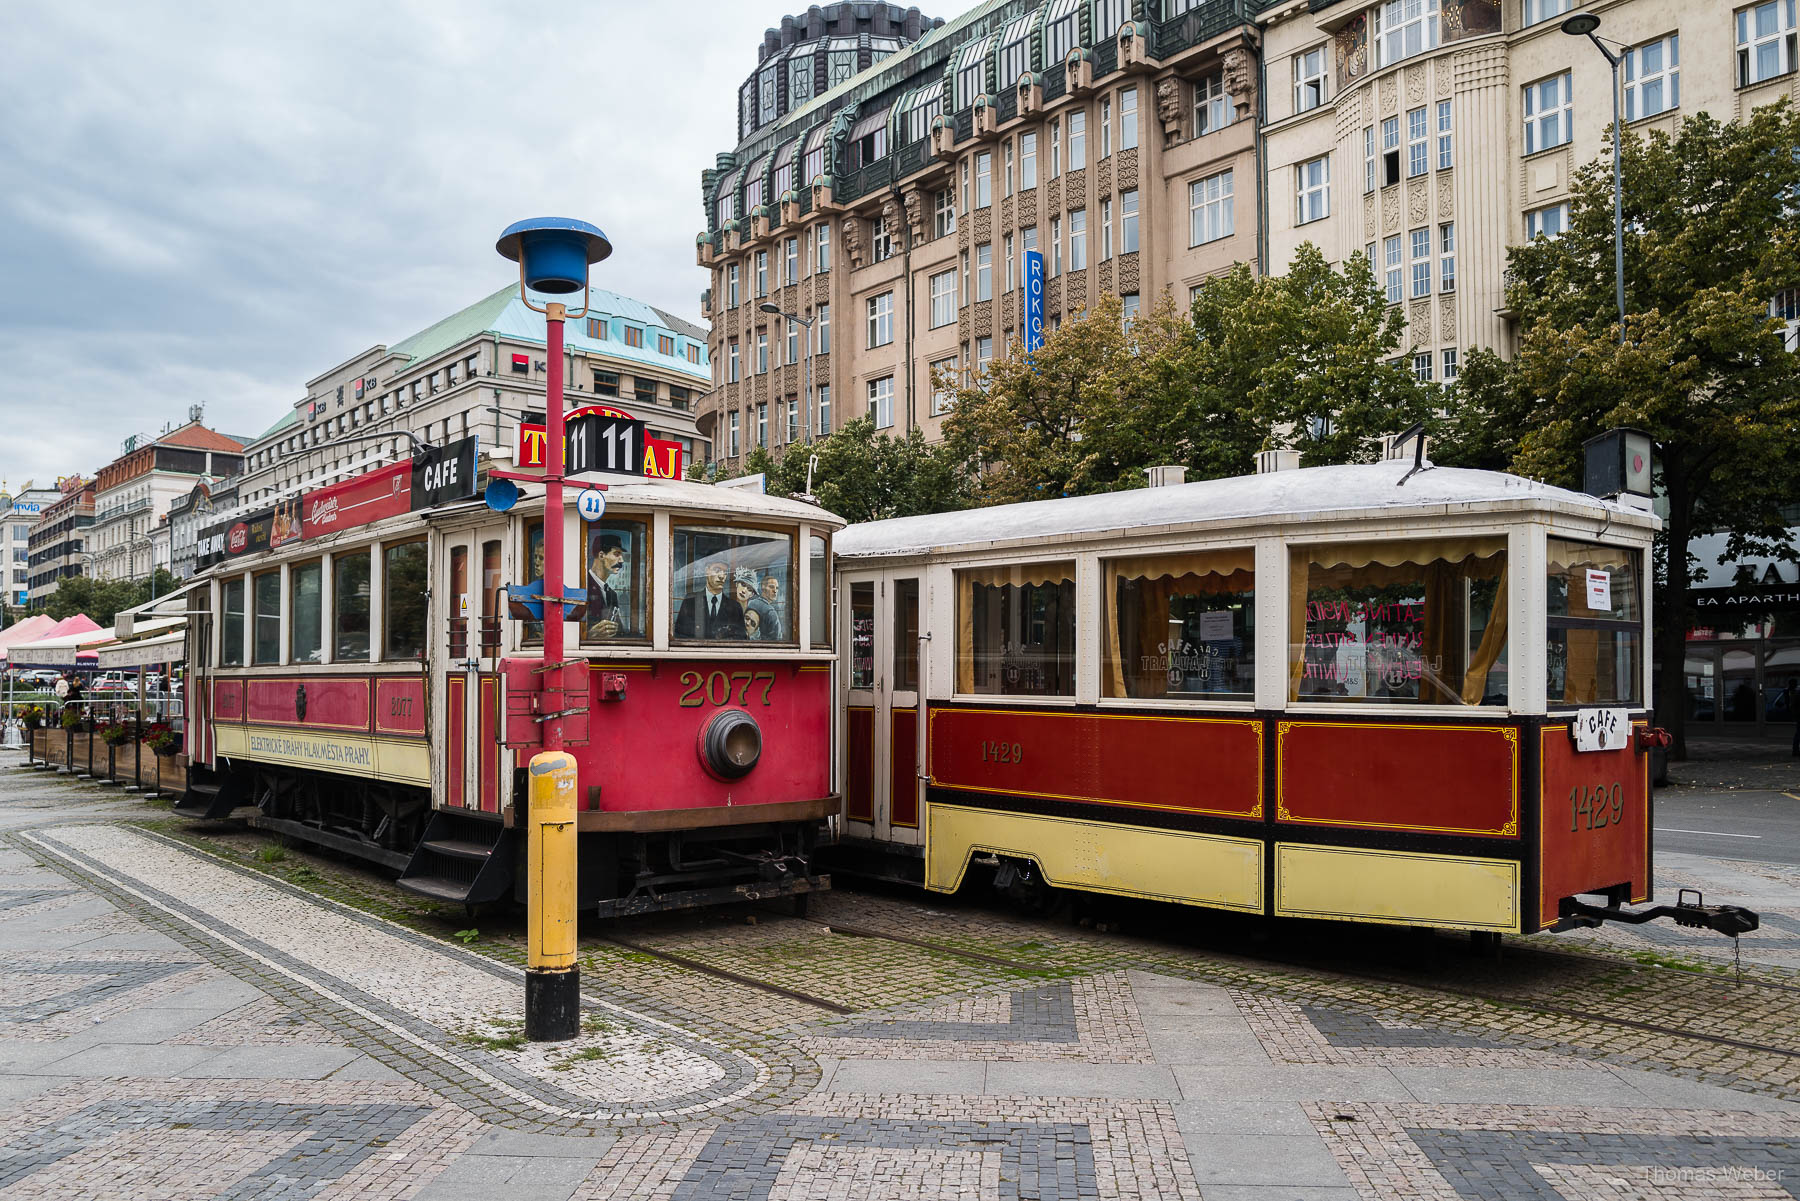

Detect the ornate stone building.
xmin=698 ymin=0 xmax=1264 ymax=471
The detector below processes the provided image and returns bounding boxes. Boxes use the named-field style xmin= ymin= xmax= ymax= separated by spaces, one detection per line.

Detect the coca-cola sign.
xmin=227 ymin=524 xmax=249 ymax=553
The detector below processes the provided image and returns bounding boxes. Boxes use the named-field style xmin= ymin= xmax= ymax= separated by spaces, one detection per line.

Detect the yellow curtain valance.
xmin=958 ymin=562 xmax=1075 ymax=590
xmin=1105 ymin=548 xmax=1255 ymax=582
xmin=1547 ymin=539 xmax=1638 ymax=574
xmin=1298 ymin=536 xmax=1507 ymax=572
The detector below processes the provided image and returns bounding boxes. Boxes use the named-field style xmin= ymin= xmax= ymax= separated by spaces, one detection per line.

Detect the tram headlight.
xmin=700 ymin=710 xmax=762 ymax=779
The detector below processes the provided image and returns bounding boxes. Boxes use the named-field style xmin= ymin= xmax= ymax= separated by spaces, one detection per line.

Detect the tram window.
xmin=850 ymin=582 xmax=875 ymax=687
xmin=333 ymin=551 xmax=371 ymax=661
xmin=957 ymin=563 xmax=1077 ymax=697
xmin=290 ymin=561 xmax=323 ymax=665
xmin=671 ymin=524 xmax=796 ymax=643
xmin=809 ymin=535 xmax=832 ymax=648
xmin=1105 ymin=550 xmax=1254 ymax=699
xmin=481 ymin=541 xmax=502 ymax=620
xmin=522 ymin=518 xmax=545 ymax=644
xmin=252 ymin=571 xmax=282 ymax=665
xmin=383 ymin=541 xmax=428 ymax=660
xmin=1289 ymin=538 xmax=1508 ymax=706
xmin=894 ymin=578 xmax=920 ymax=691
xmin=1547 ymin=540 xmax=1642 ymax=706
xmin=221 ymin=577 xmax=245 ymax=667
xmin=583 ymin=519 xmax=649 ymax=642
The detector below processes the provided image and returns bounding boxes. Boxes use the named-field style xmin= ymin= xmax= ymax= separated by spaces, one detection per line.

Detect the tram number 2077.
xmin=1570 ymin=782 xmax=1625 ymax=832
xmin=678 ymin=670 xmax=776 ymax=708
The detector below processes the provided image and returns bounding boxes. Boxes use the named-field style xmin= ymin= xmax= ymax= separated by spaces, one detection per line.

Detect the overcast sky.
xmin=0 ymin=0 xmax=909 ymax=490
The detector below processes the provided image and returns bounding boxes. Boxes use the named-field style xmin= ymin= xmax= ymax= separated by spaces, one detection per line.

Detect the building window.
xmin=1100 ymin=199 xmax=1113 ymax=259
xmin=1068 ymin=109 xmax=1087 ymax=169
xmin=935 ymin=187 xmax=956 ymax=237
xmin=595 ymin=371 xmax=620 ymax=397
xmin=1407 ymin=106 xmax=1428 ymax=177
xmin=929 ymin=269 xmax=958 ymax=328
xmin=1004 ymin=139 xmax=1014 ymax=198
xmin=727 ymin=263 xmax=740 ymax=306
xmin=1050 ymin=216 xmax=1061 ymax=276
xmin=586 ymin=317 xmax=603 ymax=339
xmin=817 ymin=384 xmax=831 ymax=433
xmin=1440 ymin=223 xmax=1456 ymax=292
xmin=974 ymin=150 xmax=992 ymax=207
xmin=1431 ymin=101 xmax=1453 ymax=172
xmin=1121 ymin=292 xmax=1140 ymax=325
xmin=1050 ymin=117 xmax=1061 ymax=176
xmin=1381 ymin=116 xmax=1401 ymax=186
xmin=1383 ymin=234 xmax=1404 ymax=303
xmin=1524 ymin=0 xmax=1573 ymax=25
xmin=1526 ymin=203 xmax=1569 ymax=239
xmin=815 ymin=223 xmax=831 ymax=272
xmin=1410 ymin=227 xmax=1431 ymax=297
xmin=1363 ymin=126 xmax=1376 ymax=193
xmin=868 ymin=292 xmax=894 ymax=348
xmin=871 ymin=216 xmax=895 ymax=262
xmin=1189 ymin=169 xmax=1234 ymax=245
xmin=1625 ymin=34 xmax=1680 ymax=119
xmin=1020 ymin=131 xmax=1037 ymax=188
xmin=755 ymin=250 xmax=768 ymax=296
xmin=1374 ymin=0 xmax=1440 ymax=68
xmin=659 ymin=334 xmax=675 ymax=356
xmin=784 ymin=237 xmax=799 ymax=285
xmin=975 ymin=335 xmax=993 ymax=375
xmin=1120 ymin=86 xmax=1138 ymax=150
xmin=869 ymin=376 xmax=894 ymax=428
xmin=1068 ymin=209 xmax=1087 ymax=270
xmin=1101 ymin=96 xmax=1112 ymax=157
xmin=729 ymin=410 xmax=740 ymax=457
xmin=727 ymin=339 xmax=740 ymax=382
xmin=1413 ymin=352 xmax=1434 ymax=382
xmin=787 ymin=396 xmax=799 ymax=442
xmin=1739 ymin=1 xmax=1797 ymax=85
xmin=817 ymin=304 xmax=830 ymax=353
xmin=688 ymin=344 xmax=701 ymax=364
xmin=756 ymin=329 xmax=769 ymax=373
xmin=975 ymin=242 xmax=992 ymax=301
xmin=1443 ymin=348 xmax=1459 ymax=381
xmin=1297 ymin=156 xmax=1330 ymax=224
xmin=787 ymin=319 xmax=800 ymax=363
xmin=1119 ymin=189 xmax=1138 ymax=253
xmin=1524 ymin=72 xmax=1573 ymax=154
xmin=757 ymin=402 xmax=768 ymax=447
xmin=1773 ymin=289 xmax=1800 ymax=351
xmin=930 ymin=357 xmax=958 ymax=415
xmin=1294 ymin=46 xmax=1328 ymax=113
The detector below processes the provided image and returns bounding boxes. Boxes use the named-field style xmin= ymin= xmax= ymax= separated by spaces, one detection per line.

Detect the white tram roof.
xmin=582 ymin=478 xmax=847 ymax=529
xmin=835 ymin=463 xmax=1658 ymax=561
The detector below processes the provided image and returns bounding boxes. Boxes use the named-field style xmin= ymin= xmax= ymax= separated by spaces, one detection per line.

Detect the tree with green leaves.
xmin=1444 ymin=102 xmax=1800 ymax=757
xmin=39 ymin=569 xmax=181 ymax=626
xmin=941 ymin=249 xmax=1435 ymax=504
xmin=709 ymin=418 xmax=971 ymax=524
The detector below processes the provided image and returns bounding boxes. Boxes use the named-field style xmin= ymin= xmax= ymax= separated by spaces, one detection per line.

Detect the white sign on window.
xmin=1572 ymin=707 xmax=1630 ymax=753
xmin=1585 ymin=569 xmax=1612 ymax=612
xmin=1198 ymin=610 xmax=1235 ymax=641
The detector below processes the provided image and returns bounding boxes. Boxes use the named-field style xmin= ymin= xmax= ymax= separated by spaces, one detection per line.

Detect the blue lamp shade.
xmin=495 ymin=217 xmax=613 ymax=295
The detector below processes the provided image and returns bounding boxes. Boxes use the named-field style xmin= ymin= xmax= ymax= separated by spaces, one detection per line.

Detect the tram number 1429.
xmin=1571 ymin=782 xmax=1624 ymax=832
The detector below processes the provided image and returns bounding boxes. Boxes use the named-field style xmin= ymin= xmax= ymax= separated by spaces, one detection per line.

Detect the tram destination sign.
xmin=567 ymin=412 xmax=645 ymax=477
xmin=515 ymin=405 xmax=685 ymax=479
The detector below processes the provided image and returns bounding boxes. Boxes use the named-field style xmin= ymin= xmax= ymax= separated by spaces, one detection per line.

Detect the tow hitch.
xmin=1550 ymin=888 xmax=1760 ymax=938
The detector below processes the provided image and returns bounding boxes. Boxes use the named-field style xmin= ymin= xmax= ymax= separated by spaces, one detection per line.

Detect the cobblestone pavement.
xmin=5 ymin=750 xmax=1800 ymax=1199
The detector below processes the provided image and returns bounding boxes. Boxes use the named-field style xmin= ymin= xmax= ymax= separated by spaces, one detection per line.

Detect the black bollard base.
xmin=524 ymin=968 xmax=581 ymax=1042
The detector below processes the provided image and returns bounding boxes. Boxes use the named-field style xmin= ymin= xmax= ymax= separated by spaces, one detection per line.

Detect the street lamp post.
xmin=760 ymin=303 xmax=816 ymax=444
xmin=495 ymin=217 xmax=612 ymax=1043
xmin=1562 ymin=12 xmax=1626 ymax=343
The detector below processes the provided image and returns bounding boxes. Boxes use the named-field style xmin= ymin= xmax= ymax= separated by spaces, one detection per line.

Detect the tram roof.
xmin=560 ymin=478 xmax=849 ymax=528
xmin=834 ymin=463 xmax=1658 ymax=560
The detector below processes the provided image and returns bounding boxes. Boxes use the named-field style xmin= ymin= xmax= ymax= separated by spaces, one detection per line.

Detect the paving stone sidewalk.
xmin=3 ymin=750 xmax=1799 ymax=1199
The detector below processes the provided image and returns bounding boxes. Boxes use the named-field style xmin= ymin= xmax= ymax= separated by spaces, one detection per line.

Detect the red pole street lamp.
xmin=494 ymin=216 xmax=612 ymax=1042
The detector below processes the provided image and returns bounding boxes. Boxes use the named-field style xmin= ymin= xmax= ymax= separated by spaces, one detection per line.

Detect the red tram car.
xmin=827 ymin=460 xmax=1751 ymax=939
xmin=182 ymin=460 xmax=843 ymax=916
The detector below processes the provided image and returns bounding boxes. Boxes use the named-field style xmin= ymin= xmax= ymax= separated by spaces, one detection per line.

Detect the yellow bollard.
xmin=525 ymin=750 xmax=580 ymax=1041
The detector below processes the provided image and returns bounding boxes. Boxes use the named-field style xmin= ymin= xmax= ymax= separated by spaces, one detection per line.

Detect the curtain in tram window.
xmin=1104 ymin=550 xmax=1254 ymax=698
xmin=956 ymin=563 xmax=1074 ymax=694
xmin=1461 ymin=567 xmax=1509 ymax=704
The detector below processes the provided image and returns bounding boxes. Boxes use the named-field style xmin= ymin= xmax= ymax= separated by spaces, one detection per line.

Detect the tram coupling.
xmin=1550 ymin=888 xmax=1760 ymax=938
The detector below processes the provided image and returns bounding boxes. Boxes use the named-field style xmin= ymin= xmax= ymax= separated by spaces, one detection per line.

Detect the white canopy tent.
xmin=9 ymin=628 xmax=119 ymax=667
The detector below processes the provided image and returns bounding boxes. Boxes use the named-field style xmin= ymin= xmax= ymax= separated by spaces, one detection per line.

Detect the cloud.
xmin=0 ymin=0 xmax=799 ymax=487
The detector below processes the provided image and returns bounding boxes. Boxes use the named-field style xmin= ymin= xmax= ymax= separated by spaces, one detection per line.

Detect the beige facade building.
xmin=699 ymin=0 xmax=1268 ymax=472
xmin=700 ymin=0 xmax=1799 ymax=469
xmin=1260 ymin=0 xmax=1798 ymax=385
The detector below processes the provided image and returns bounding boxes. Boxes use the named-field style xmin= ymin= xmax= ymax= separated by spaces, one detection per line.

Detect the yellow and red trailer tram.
xmin=830 ymin=461 xmax=1752 ymax=939
xmin=183 ymin=459 xmax=844 ymax=916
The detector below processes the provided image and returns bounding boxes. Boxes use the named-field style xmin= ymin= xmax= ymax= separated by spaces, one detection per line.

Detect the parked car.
xmin=90 ymin=672 xmax=131 ymax=692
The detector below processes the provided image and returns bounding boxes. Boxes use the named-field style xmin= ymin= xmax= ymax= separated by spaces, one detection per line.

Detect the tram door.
xmin=841 ymin=572 xmax=924 ymax=847
xmin=441 ymin=530 xmax=507 ymax=813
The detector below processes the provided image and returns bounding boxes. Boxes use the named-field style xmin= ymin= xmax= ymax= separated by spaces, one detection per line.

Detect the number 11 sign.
xmin=568 ymin=413 xmax=645 ymax=477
